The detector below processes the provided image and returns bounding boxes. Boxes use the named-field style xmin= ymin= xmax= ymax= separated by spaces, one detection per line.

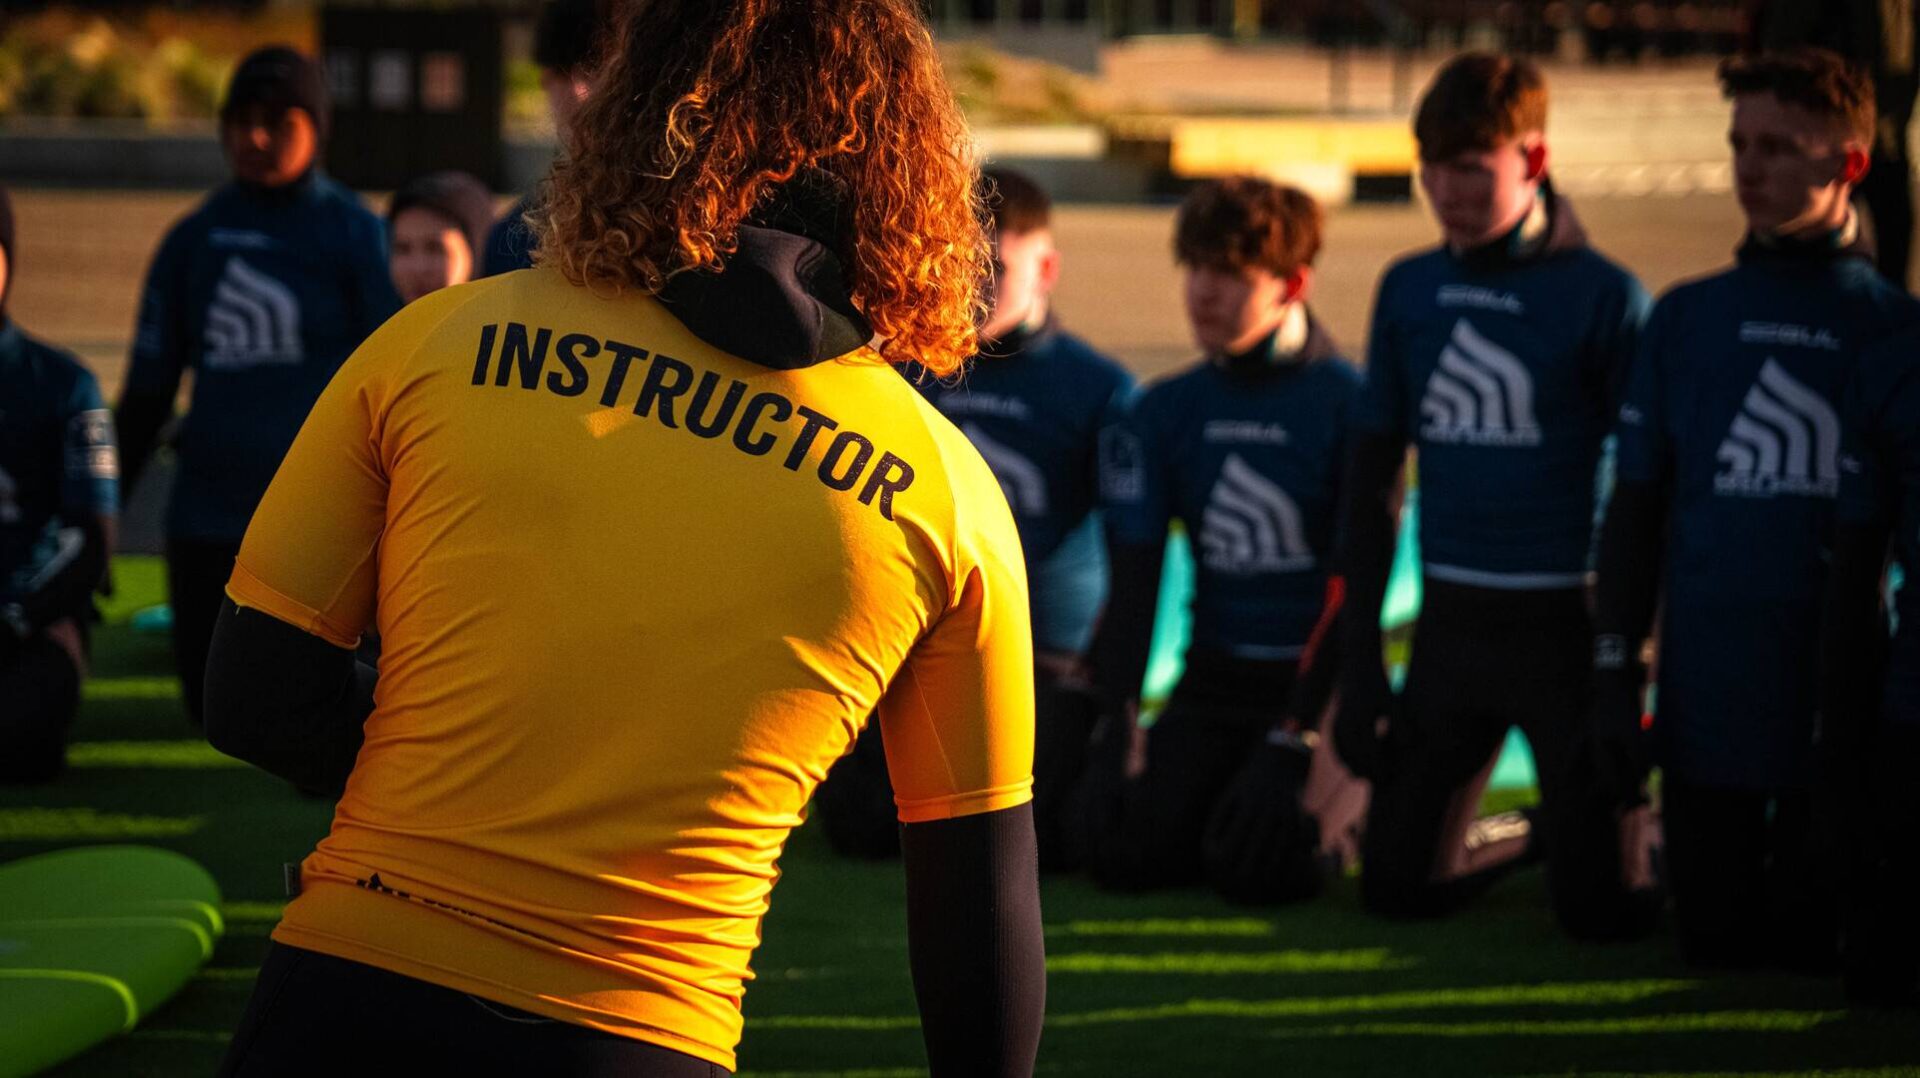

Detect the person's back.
xmin=205 ymin=3 xmax=1044 ymax=1075
xmin=238 ymin=262 xmax=1029 ymax=1067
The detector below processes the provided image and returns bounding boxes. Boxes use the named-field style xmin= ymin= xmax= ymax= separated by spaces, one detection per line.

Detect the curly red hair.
xmin=532 ymin=0 xmax=988 ymax=376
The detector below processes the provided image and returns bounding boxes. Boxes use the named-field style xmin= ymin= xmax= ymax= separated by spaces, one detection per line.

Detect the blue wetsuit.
xmin=1615 ymin=229 xmax=1920 ymax=789
xmin=1354 ymin=189 xmax=1649 ymax=589
xmin=121 ymin=171 xmax=400 ymax=543
xmin=481 ymin=195 xmax=538 ymax=277
xmin=0 ymin=322 xmax=117 ymax=614
xmin=0 ymin=319 xmax=117 ymax=782
xmin=912 ymin=319 xmax=1133 ymax=655
xmin=1101 ymin=314 xmax=1360 ymax=692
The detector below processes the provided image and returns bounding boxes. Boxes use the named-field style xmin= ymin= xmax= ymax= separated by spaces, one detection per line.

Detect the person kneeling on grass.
xmin=1067 ymin=177 xmax=1360 ymax=905
xmin=0 ymin=185 xmax=120 ymax=784
xmin=203 ymin=3 xmax=1043 ymax=1075
xmin=1595 ymin=48 xmax=1920 ymax=971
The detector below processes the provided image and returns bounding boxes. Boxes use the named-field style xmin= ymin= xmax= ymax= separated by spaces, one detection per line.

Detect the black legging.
xmin=165 ymin=537 xmax=241 ymax=726
xmin=1360 ymin=579 xmax=1659 ymax=939
xmin=0 ymin=634 xmax=81 ymax=784
xmin=1066 ymin=652 xmax=1296 ymax=892
xmin=220 ymin=943 xmax=728 ymax=1077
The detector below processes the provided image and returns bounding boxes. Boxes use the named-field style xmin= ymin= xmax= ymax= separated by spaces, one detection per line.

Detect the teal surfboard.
xmin=0 ymin=846 xmax=224 ymax=1078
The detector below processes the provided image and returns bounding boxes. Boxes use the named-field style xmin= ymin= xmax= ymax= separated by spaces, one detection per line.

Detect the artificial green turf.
xmin=4 ymin=557 xmax=1917 ymax=1077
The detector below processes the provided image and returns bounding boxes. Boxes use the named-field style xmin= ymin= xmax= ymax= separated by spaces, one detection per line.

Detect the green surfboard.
xmin=0 ymin=846 xmax=224 ymax=1078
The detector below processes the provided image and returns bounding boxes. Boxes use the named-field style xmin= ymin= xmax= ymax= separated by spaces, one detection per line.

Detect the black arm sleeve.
xmin=1087 ymin=538 xmax=1165 ymax=713
xmin=1592 ymin=478 xmax=1669 ymax=648
xmin=203 ymin=599 xmax=376 ymax=796
xmin=1336 ymin=432 xmax=1404 ymax=673
xmin=113 ymin=387 xmax=175 ymax=501
xmin=900 ymin=802 xmax=1045 ymax=1078
xmin=14 ymin=516 xmax=107 ymax=630
xmin=1820 ymin=520 xmax=1892 ymax=734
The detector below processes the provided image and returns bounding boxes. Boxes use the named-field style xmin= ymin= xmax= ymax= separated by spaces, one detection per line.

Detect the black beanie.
xmin=0 ymin=184 xmax=15 ymax=315
xmin=222 ymin=46 xmax=330 ymax=139
xmin=388 ymin=171 xmax=497 ymax=261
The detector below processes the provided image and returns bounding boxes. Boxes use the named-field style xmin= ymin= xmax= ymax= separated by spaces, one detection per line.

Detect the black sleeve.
xmin=900 ymin=802 xmax=1045 ymax=1078
xmin=1592 ymin=478 xmax=1669 ymax=653
xmin=113 ymin=387 xmax=176 ymax=502
xmin=1335 ymin=431 xmax=1404 ymax=675
xmin=12 ymin=515 xmax=107 ymax=631
xmin=1086 ymin=538 xmax=1165 ymax=714
xmin=1820 ymin=520 xmax=1893 ymax=736
xmin=203 ymin=599 xmax=376 ymax=796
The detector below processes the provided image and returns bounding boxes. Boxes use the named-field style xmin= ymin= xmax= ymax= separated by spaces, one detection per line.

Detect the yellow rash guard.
xmin=226 ymin=267 xmax=1035 ymax=1070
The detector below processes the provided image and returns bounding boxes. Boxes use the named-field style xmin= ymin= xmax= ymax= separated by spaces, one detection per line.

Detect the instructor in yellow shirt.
xmin=204 ymin=2 xmax=1044 ymax=1075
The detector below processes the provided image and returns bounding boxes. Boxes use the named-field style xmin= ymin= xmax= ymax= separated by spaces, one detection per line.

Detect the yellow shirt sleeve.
xmin=876 ymin=489 xmax=1036 ymax=824
xmin=224 ymin=293 xmax=432 ymax=647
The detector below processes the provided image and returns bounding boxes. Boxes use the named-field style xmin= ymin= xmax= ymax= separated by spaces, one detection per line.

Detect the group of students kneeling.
xmin=814 ymin=47 xmax=1920 ymax=1008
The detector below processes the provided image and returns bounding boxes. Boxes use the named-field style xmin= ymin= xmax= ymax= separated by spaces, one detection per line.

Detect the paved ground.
xmin=8 ymin=188 xmax=1752 ymax=395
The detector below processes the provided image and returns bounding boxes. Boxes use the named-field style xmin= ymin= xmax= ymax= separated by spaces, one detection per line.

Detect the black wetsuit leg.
xmin=1662 ymin=775 xmax=1835 ymax=971
xmin=1357 ymin=583 xmax=1513 ymax=919
xmin=1074 ymin=653 xmax=1294 ymax=892
xmin=1843 ymin=722 xmax=1920 ymax=1005
xmin=0 ymin=634 xmax=81 ymax=784
xmin=165 ymin=538 xmax=241 ymax=726
xmin=219 ymin=943 xmax=728 ymax=1077
xmin=1362 ymin=581 xmax=1648 ymax=927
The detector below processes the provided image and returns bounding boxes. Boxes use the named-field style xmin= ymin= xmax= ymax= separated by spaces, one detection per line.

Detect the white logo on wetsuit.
xmin=1714 ymin=359 xmax=1841 ymax=499
xmin=1199 ymin=453 xmax=1316 ymax=574
xmin=203 ymin=257 xmax=304 ymax=370
xmin=1418 ymin=319 xmax=1542 ymax=448
xmin=962 ymin=423 xmax=1048 ymax=517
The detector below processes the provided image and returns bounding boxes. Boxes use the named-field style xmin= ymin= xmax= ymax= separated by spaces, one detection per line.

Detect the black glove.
xmin=1587 ymin=634 xmax=1651 ymax=804
xmin=1332 ymin=661 xmax=1394 ymax=781
xmin=1203 ymin=730 xmax=1324 ymax=905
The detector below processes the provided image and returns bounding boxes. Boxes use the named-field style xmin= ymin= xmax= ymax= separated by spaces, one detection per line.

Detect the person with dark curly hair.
xmin=1066 ymin=176 xmax=1358 ymax=905
xmin=204 ymin=3 xmax=1042 ymax=1075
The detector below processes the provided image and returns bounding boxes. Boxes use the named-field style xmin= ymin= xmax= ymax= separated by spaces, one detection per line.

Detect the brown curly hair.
xmin=1174 ymin=177 xmax=1324 ymax=278
xmin=532 ymin=0 xmax=989 ymax=376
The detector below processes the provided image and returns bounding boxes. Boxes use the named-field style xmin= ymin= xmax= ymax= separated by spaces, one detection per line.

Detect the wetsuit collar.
xmin=656 ymin=169 xmax=873 ymax=371
xmin=1738 ymin=209 xmax=1873 ymax=270
xmin=1451 ymin=178 xmax=1588 ymax=273
xmin=979 ymin=312 xmax=1058 ymax=360
xmin=1211 ymin=303 xmax=1333 ymax=375
xmin=0 ymin=318 xmax=19 ymax=361
xmin=233 ymin=167 xmax=323 ymax=206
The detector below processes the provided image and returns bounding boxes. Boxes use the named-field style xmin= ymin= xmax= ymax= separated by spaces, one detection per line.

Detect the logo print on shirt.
xmin=1714 ymin=359 xmax=1841 ymax=499
xmin=203 ymin=257 xmax=304 ymax=370
xmin=962 ymin=423 xmax=1048 ymax=516
xmin=1199 ymin=454 xmax=1315 ymax=574
xmin=1418 ymin=319 xmax=1542 ymax=448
